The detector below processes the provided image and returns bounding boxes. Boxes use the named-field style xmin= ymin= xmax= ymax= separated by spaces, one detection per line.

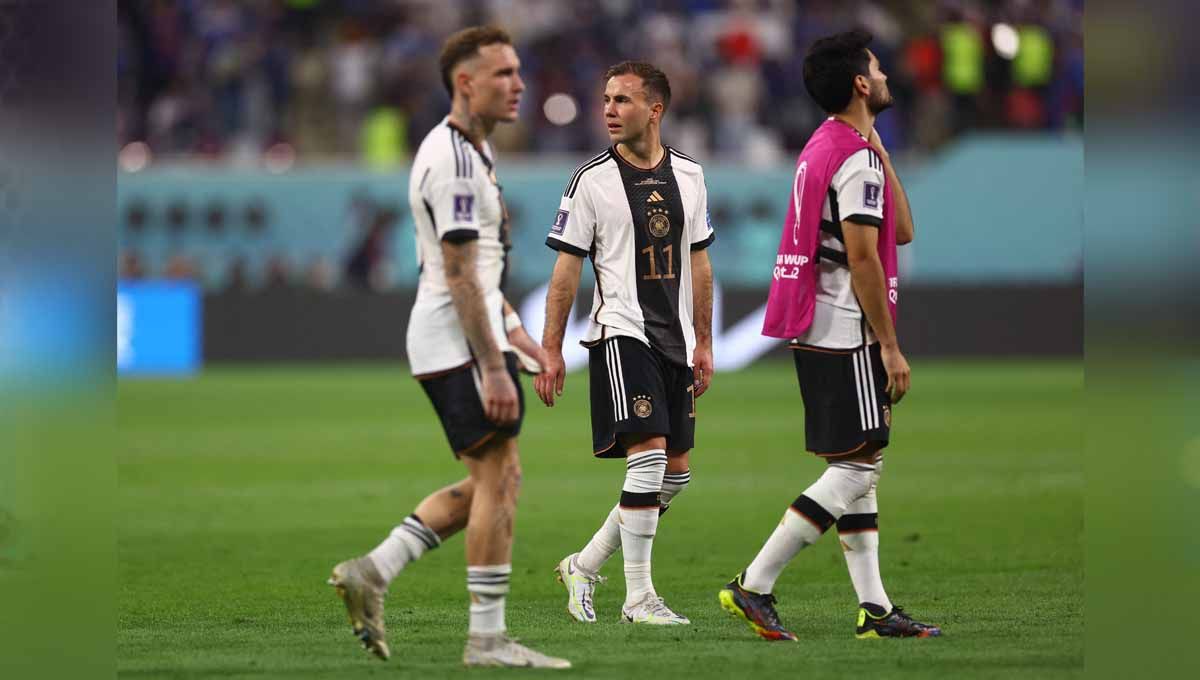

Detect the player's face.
xmin=466 ymin=43 xmax=525 ymax=123
xmin=603 ymin=74 xmax=660 ymax=144
xmin=864 ymin=50 xmax=893 ymax=114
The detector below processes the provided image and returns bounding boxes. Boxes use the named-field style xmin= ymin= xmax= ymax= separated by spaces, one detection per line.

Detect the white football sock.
xmin=576 ymin=504 xmax=621 ymax=576
xmin=742 ymin=463 xmax=873 ymax=594
xmin=659 ymin=469 xmax=691 ymax=515
xmin=618 ymin=449 xmax=666 ymax=605
xmin=838 ymin=461 xmax=892 ymax=611
xmin=467 ymin=564 xmax=510 ymax=636
xmin=368 ymin=513 xmax=441 ymax=583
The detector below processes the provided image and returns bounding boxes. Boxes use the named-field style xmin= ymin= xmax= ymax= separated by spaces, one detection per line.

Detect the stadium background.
xmin=115 ymin=1 xmax=1083 ymax=677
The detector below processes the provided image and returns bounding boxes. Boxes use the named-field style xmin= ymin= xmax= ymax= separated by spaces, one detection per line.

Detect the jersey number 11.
xmin=640 ymin=243 xmax=676 ymax=280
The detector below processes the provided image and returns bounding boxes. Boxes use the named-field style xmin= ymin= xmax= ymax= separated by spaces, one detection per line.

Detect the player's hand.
xmin=880 ymin=345 xmax=910 ymax=404
xmin=534 ymin=349 xmax=566 ymax=407
xmin=867 ymin=127 xmax=889 ymax=161
xmin=692 ymin=344 xmax=714 ymax=398
xmin=507 ymin=326 xmax=546 ymax=374
xmin=481 ymin=364 xmax=520 ymax=425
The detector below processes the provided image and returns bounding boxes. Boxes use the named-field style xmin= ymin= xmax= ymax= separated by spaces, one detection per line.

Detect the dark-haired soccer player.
xmin=536 ymin=61 xmax=715 ymax=626
xmin=328 ymin=26 xmax=569 ymax=669
xmin=719 ymin=30 xmax=940 ymax=641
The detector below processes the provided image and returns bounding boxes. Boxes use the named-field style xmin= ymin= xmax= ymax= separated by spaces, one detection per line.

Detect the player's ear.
xmin=853 ymin=73 xmax=870 ymax=99
xmin=650 ymin=100 xmax=664 ymax=122
xmin=456 ymin=67 xmax=473 ymax=99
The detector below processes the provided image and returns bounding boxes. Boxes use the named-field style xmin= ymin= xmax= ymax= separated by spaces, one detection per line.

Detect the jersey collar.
xmin=444 ymin=118 xmax=495 ymax=171
xmin=610 ymin=144 xmax=669 ymax=173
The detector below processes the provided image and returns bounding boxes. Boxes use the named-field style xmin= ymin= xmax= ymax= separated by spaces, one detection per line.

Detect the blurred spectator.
xmin=305 ymin=255 xmax=338 ymax=292
xmin=344 ymin=206 xmax=398 ymax=291
xmin=164 ymin=252 xmax=200 ymax=280
xmin=225 ymin=255 xmax=251 ymax=292
xmin=118 ymin=0 xmax=1083 ymax=163
xmin=120 ymin=249 xmax=148 ymax=280
xmin=263 ymin=253 xmax=294 ymax=290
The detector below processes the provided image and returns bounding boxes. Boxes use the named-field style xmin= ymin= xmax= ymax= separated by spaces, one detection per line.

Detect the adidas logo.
xmin=647 ymin=191 xmax=665 ymax=203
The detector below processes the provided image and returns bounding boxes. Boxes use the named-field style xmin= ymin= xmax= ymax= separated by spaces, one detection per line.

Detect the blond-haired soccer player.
xmin=328 ymin=26 xmax=569 ymax=669
xmin=537 ymin=61 xmax=715 ymax=626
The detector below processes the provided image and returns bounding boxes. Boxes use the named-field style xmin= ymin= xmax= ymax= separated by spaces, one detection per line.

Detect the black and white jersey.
xmin=406 ymin=117 xmax=512 ymax=376
xmin=795 ymin=124 xmax=886 ymax=350
xmin=546 ymin=146 xmax=714 ymax=367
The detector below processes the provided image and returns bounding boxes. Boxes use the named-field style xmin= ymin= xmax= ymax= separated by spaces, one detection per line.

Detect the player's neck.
xmin=833 ymin=106 xmax=875 ymax=141
xmin=447 ymin=103 xmax=494 ymax=148
xmin=615 ymin=134 xmax=664 ymax=170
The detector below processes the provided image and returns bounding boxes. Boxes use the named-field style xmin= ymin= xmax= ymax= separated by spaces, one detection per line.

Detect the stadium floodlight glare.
xmin=992 ymin=23 xmax=1020 ymax=60
xmin=543 ymin=93 xmax=579 ymax=126
xmin=119 ymin=141 xmax=151 ymax=173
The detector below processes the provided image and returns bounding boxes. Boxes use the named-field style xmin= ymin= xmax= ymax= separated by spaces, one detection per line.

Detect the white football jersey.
xmin=406 ymin=117 xmax=512 ymax=376
xmin=794 ymin=134 xmax=887 ymax=350
xmin=546 ymin=146 xmax=714 ymax=367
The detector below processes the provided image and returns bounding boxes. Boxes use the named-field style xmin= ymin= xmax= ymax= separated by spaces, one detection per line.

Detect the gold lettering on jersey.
xmin=641 ymin=243 xmax=676 ymax=280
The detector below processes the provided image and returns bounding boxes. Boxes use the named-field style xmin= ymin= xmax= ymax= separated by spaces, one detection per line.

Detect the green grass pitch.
xmin=118 ymin=359 xmax=1082 ymax=678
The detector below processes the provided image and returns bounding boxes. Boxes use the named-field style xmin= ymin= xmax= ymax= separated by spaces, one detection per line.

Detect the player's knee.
xmin=808 ymin=463 xmax=876 ymax=514
xmin=665 ymin=449 xmax=690 ymax=473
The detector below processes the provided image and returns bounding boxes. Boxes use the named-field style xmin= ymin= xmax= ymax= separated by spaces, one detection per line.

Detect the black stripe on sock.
xmin=790 ymin=494 xmax=836 ymax=532
xmin=404 ymin=515 xmax=440 ymax=549
xmin=467 ymin=575 xmax=511 ymax=584
xmin=620 ymin=490 xmax=661 ymax=508
xmin=628 ymin=455 xmax=667 ymax=470
xmin=837 ymin=513 xmax=879 ymax=533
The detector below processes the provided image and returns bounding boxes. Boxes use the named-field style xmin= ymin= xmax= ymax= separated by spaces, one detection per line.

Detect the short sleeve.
xmin=690 ymin=175 xmax=715 ymax=251
xmin=425 ymin=176 xmax=481 ymax=243
xmin=834 ymin=149 xmax=885 ymax=227
xmin=545 ymin=177 xmax=595 ymax=257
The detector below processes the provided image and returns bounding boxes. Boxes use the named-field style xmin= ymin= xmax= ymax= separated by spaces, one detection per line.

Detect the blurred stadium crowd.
xmin=118 ymin=0 xmax=1083 ymax=168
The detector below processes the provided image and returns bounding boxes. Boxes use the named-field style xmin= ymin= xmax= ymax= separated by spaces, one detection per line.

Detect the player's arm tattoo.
xmin=690 ymin=249 xmax=713 ymax=347
xmin=541 ymin=252 xmax=584 ymax=351
xmin=843 ymin=220 xmax=899 ymax=349
xmin=441 ymin=239 xmax=504 ymax=370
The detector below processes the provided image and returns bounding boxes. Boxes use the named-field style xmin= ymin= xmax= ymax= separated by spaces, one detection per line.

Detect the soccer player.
xmin=328 ymin=26 xmax=570 ymax=669
xmin=718 ymin=31 xmax=941 ymax=641
xmin=535 ymin=61 xmax=715 ymax=626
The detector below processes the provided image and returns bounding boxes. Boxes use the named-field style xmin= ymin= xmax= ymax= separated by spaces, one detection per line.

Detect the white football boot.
xmin=620 ymin=593 xmax=690 ymax=625
xmin=554 ymin=553 xmax=607 ymax=622
xmin=327 ymin=556 xmax=390 ymax=660
xmin=463 ymin=634 xmax=572 ymax=669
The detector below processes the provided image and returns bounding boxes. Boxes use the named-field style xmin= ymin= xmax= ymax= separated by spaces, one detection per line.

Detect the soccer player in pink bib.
xmin=719 ymin=30 xmax=941 ymax=641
